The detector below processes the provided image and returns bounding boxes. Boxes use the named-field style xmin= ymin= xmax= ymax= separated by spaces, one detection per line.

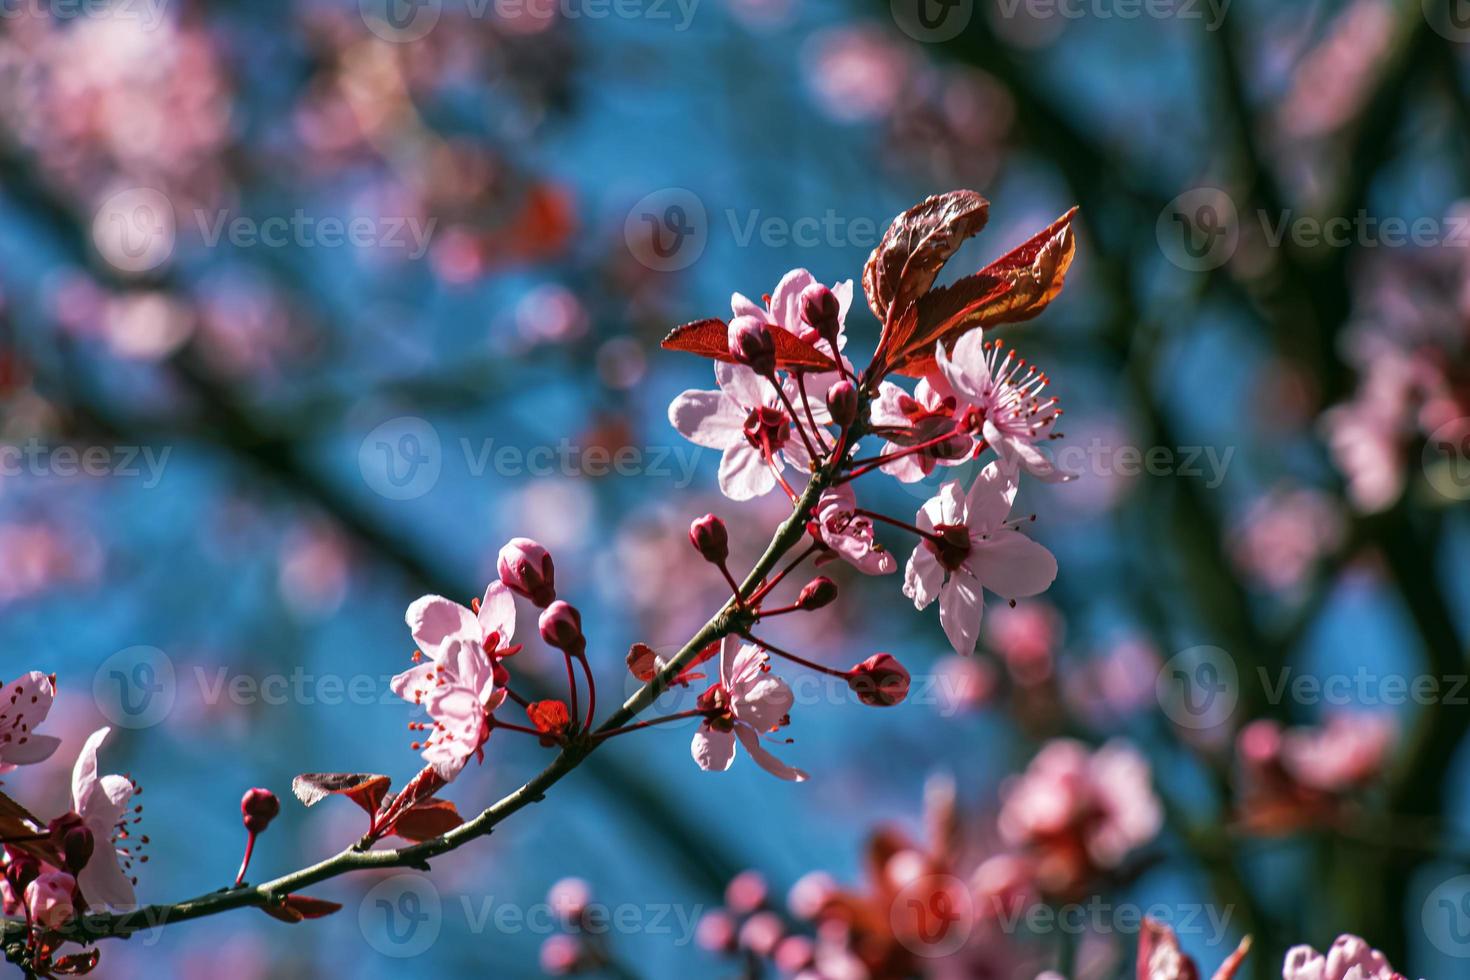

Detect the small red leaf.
xmin=527 ymin=700 xmax=572 ymax=746
xmin=880 ymin=207 xmax=1079 ymax=378
xmin=626 ymin=643 xmax=660 ymax=682
xmin=661 ymin=318 xmax=836 ymax=371
xmin=291 ymin=773 xmax=391 ymax=815
xmin=260 ymin=893 xmax=344 ymax=923
xmin=48 ymin=949 xmax=101 ymax=975
xmin=389 ymin=798 xmax=464 ymax=842
xmin=863 ymin=189 xmax=990 ymax=326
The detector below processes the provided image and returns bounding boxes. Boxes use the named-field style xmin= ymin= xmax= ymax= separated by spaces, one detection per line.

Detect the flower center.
xmin=926 ymin=523 xmax=972 ymax=571
xmin=743 ymin=406 xmax=790 ymax=454
xmin=697 ymin=684 xmax=735 ymax=730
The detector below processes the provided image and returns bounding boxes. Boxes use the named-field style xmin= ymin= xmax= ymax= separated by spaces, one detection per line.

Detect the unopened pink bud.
xmin=728 ymin=315 xmax=776 ymax=376
xmin=539 ymin=601 xmax=586 ymax=658
xmin=847 ymin=653 xmax=910 ymax=707
xmin=24 ymin=871 xmax=76 ymax=931
xmin=796 ymin=577 xmax=838 ymax=610
xmin=826 ymin=379 xmax=857 ymax=428
xmin=498 ymin=537 xmax=557 ymax=607
xmin=689 ymin=514 xmax=729 ymax=565
xmin=800 ymin=283 xmax=841 ymax=348
xmin=242 ymin=787 xmax=280 ymax=834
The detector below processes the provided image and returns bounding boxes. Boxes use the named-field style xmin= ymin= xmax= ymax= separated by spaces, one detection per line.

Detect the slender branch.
xmin=1 ymin=405 xmax=858 ymax=952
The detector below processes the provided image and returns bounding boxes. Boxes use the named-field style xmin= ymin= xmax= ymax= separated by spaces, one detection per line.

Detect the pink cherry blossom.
xmin=391 ymin=583 xmax=517 ymax=780
xmin=936 ymin=330 xmax=1071 ymax=482
xmin=903 ymin=463 xmax=1058 ymax=656
xmin=731 ymin=268 xmax=853 ymax=351
xmin=815 ymin=484 xmax=896 ymax=575
xmin=0 ymin=671 xmax=61 ymax=774
xmin=71 ymin=727 xmax=140 ymax=910
xmin=668 ymin=362 xmax=817 ymax=501
xmin=1279 ymin=714 xmax=1394 ymax=793
xmin=998 ymin=739 xmax=1161 ymax=887
xmin=1281 ymin=935 xmax=1405 ymax=980
xmin=691 ymin=637 xmax=807 ymax=781
xmin=870 ymin=372 xmax=974 ymax=482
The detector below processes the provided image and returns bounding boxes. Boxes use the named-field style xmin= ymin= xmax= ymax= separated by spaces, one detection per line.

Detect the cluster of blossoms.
xmin=0 ymin=674 xmax=146 ymax=976
xmin=1232 ymin=714 xmax=1394 ymax=835
xmin=684 ymin=777 xmax=1409 ymax=980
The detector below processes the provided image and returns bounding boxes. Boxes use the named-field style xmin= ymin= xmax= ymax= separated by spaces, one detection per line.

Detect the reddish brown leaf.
xmin=291 ymin=772 xmax=391 ymax=815
xmin=863 ymin=190 xmax=990 ymax=326
xmin=626 ymin=642 xmax=660 ymax=682
xmin=884 ymin=207 xmax=1078 ymax=377
xmin=660 ymin=318 xmax=836 ymax=371
xmin=260 ymin=893 xmax=344 ymax=923
xmin=389 ymin=798 xmax=463 ymax=842
xmin=0 ymin=789 xmax=62 ymax=868
xmin=48 ymin=949 xmax=101 ymax=975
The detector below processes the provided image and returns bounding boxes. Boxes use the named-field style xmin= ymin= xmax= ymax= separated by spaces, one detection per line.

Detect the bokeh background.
xmin=0 ymin=0 xmax=1468 ymax=976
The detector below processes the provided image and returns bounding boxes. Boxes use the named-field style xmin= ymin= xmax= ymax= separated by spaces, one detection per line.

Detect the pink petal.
xmin=715 ymin=361 xmax=769 ymax=410
xmin=735 ymin=725 xmax=808 ymax=782
xmin=964 ymin=460 xmax=1019 ymax=531
xmin=935 ymin=330 xmax=991 ymax=407
xmin=717 ymin=635 xmax=742 ymax=690
xmin=719 ymin=442 xmax=776 ymax=501
xmin=731 ymin=292 xmax=766 ymax=321
xmin=669 ymin=388 xmax=745 ymax=449
xmin=918 ymin=480 xmax=965 ymax=531
xmin=692 ymin=724 xmax=737 ymax=772
xmin=938 ymin=571 xmax=984 ymax=656
xmin=768 ymin=268 xmax=816 ymax=333
xmin=476 ymin=581 xmax=516 ymax=643
xmin=733 ymin=674 xmax=794 ymax=732
xmin=406 ymin=595 xmax=480 ymax=660
xmin=968 ymin=531 xmax=1058 ymax=599
xmin=71 ymin=726 xmax=110 ymax=814
xmin=903 ymin=545 xmax=943 ymax=610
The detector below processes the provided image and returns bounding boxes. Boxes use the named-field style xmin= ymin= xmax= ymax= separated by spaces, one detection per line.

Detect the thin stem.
xmin=562 ymin=652 xmax=579 ymax=731
xmin=774 ymin=382 xmax=820 ymax=463
xmin=741 ymin=631 xmax=850 ymax=680
xmin=9 ymin=431 xmax=855 ymax=951
xmin=579 ymin=656 xmax=596 ymax=734
xmin=233 ymin=832 xmax=257 ymax=888
xmin=856 ymin=508 xmax=946 ymax=546
xmin=491 ymin=718 xmax=555 ymax=738
xmin=794 ymin=372 xmax=831 ymax=455
xmin=748 ymin=540 xmax=821 ymax=605
xmin=593 ymin=710 xmax=709 ymax=741
xmin=717 ymin=562 xmax=745 ymax=606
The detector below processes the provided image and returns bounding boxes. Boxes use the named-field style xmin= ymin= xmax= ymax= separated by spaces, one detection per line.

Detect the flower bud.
xmin=241 ymin=787 xmax=281 ymax=835
xmin=24 ymin=871 xmax=76 ymax=931
xmin=498 ymin=537 xmax=557 ymax=607
xmin=800 ymin=283 xmax=841 ymax=348
xmin=728 ymin=315 xmax=776 ymax=376
xmin=539 ymin=601 xmax=586 ymax=658
xmin=47 ymin=812 xmax=94 ymax=875
xmin=689 ymin=514 xmax=729 ymax=565
xmin=847 ymin=653 xmax=910 ymax=707
xmin=825 ymin=379 xmax=857 ymax=428
xmin=3 ymin=853 xmax=40 ymax=895
xmin=795 ymin=577 xmax=838 ymax=610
